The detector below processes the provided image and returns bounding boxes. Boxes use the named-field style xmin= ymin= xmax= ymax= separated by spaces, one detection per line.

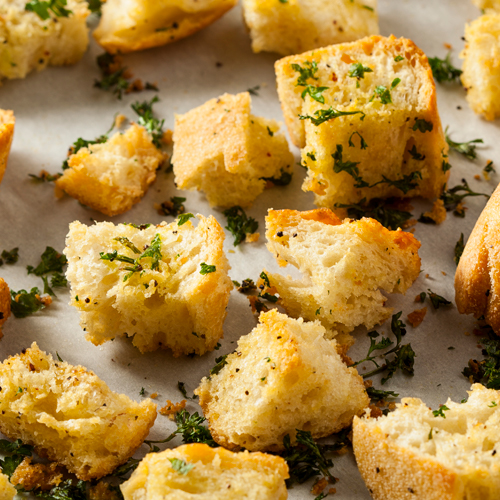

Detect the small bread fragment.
xmin=56 ymin=123 xmax=164 ymax=217
xmin=472 ymin=0 xmax=500 ymax=13
xmin=172 ymin=92 xmax=294 ymax=209
xmin=0 ymin=110 xmax=15 ymax=185
xmin=455 ymin=183 xmax=500 ymax=332
xmin=120 ymin=443 xmax=289 ymax=500
xmin=0 ymin=342 xmax=157 ymax=481
xmin=353 ymin=384 xmax=500 ymax=500
xmin=0 ymin=0 xmax=90 ymax=80
xmin=93 ymin=0 xmax=237 ymax=54
xmin=0 ymin=278 xmax=11 ymax=340
xmin=275 ymin=35 xmax=449 ymax=207
xmin=64 ymin=216 xmax=232 ymax=355
xmin=264 ymin=209 xmax=421 ymax=337
xmin=0 ymin=473 xmax=15 ymax=500
xmin=242 ymin=0 xmax=379 ymax=56
xmin=196 ymin=309 xmax=369 ymax=452
xmin=461 ymin=14 xmax=500 ymax=121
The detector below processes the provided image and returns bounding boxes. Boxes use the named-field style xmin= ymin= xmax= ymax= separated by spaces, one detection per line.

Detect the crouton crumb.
xmin=160 ymin=399 xmax=186 ymax=419
xmin=10 ymin=458 xmax=64 ymax=491
xmin=407 ymin=307 xmax=427 ymax=327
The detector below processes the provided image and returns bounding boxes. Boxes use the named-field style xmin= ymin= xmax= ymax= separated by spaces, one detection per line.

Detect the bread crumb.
xmin=150 ymin=392 xmax=158 ymax=399
xmin=228 ymin=249 xmax=235 ymax=254
xmin=444 ymin=43 xmax=452 ymax=49
xmin=474 ymin=174 xmax=481 ymax=180
xmin=159 ymin=399 xmax=186 ymax=419
xmin=162 ymin=129 xmax=173 ymax=145
xmin=407 ymin=307 xmax=427 ymax=327
xmin=114 ymin=114 xmax=127 ymax=128
xmin=421 ymin=199 xmax=447 ymax=224
xmin=248 ymin=295 xmax=269 ymax=314
xmin=245 ymin=232 xmax=260 ymax=243
xmin=10 ymin=458 xmax=64 ymax=491
xmin=368 ymin=405 xmax=383 ymax=418
xmin=311 ymin=477 xmax=329 ymax=495
xmin=425 ymin=274 xmax=430 ymax=278
xmin=401 ymin=218 xmax=417 ymax=229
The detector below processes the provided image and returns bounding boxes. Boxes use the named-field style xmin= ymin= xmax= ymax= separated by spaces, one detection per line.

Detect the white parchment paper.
xmin=0 ymin=0 xmax=498 ymax=498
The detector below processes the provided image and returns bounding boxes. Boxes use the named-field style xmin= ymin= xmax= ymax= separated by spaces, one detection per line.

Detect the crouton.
xmin=0 ymin=278 xmax=11 ymax=340
xmin=0 ymin=0 xmax=90 ymax=80
xmin=242 ymin=0 xmax=379 ymax=56
xmin=353 ymin=384 xmax=500 ymax=500
xmin=455 ymin=182 xmax=500 ymax=332
xmin=56 ymin=123 xmax=164 ymax=217
xmin=64 ymin=216 xmax=232 ymax=355
xmin=264 ymin=209 xmax=421 ymax=337
xmin=472 ymin=0 xmax=500 ymax=13
xmin=195 ymin=309 xmax=369 ymax=452
xmin=121 ymin=443 xmax=289 ymax=499
xmin=0 ymin=342 xmax=157 ymax=481
xmin=275 ymin=35 xmax=449 ymax=207
xmin=0 ymin=473 xmax=15 ymax=500
xmin=461 ymin=14 xmax=500 ymax=121
xmin=93 ymin=0 xmax=237 ymax=54
xmin=0 ymin=110 xmax=15 ymax=185
xmin=172 ymin=92 xmax=294 ymax=209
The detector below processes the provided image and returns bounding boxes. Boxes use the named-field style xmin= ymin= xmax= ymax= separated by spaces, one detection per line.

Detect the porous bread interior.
xmin=275 ymin=35 xmax=448 ymax=206
xmin=172 ymin=92 xmax=294 ymax=209
xmin=265 ymin=209 xmax=421 ymax=336
xmin=0 ymin=472 xmax=15 ymax=500
xmin=356 ymin=384 xmax=500 ymax=498
xmin=195 ymin=309 xmax=369 ymax=452
xmin=0 ymin=0 xmax=90 ymax=80
xmin=94 ymin=0 xmax=237 ymax=53
xmin=0 ymin=342 xmax=157 ymax=481
xmin=120 ymin=443 xmax=289 ymax=500
xmin=242 ymin=0 xmax=378 ymax=56
xmin=461 ymin=14 xmax=500 ymax=121
xmin=64 ymin=216 xmax=232 ymax=355
xmin=56 ymin=123 xmax=164 ymax=217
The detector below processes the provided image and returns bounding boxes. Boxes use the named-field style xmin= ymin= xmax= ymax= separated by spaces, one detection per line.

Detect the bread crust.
xmin=93 ymin=0 xmax=236 ymax=54
xmin=0 ymin=110 xmax=15 ymax=186
xmin=455 ymin=182 xmax=500 ymax=331
xmin=0 ymin=278 xmax=11 ymax=340
xmin=0 ymin=472 xmax=15 ymax=500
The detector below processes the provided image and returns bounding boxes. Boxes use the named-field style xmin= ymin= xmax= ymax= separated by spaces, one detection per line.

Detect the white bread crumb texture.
xmin=196 ymin=309 xmax=369 ymax=452
xmin=0 ymin=0 xmax=90 ymax=80
xmin=0 ymin=342 xmax=157 ymax=481
xmin=64 ymin=216 xmax=232 ymax=355
xmin=172 ymin=92 xmax=294 ymax=209
xmin=264 ymin=209 xmax=421 ymax=336
xmin=121 ymin=443 xmax=289 ymax=500
xmin=353 ymin=384 xmax=500 ymax=500
xmin=243 ymin=0 xmax=379 ymax=56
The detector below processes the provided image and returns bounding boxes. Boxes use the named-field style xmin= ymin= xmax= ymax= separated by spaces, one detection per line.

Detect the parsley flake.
xmin=223 ymin=206 xmax=259 ymax=246
xmin=25 ymin=0 xmax=72 ymax=20
xmin=428 ymin=53 xmax=462 ymax=83
xmin=177 ymin=213 xmax=195 ymax=226
xmin=445 ymin=127 xmax=483 ymax=160
xmin=168 ymin=458 xmax=194 ymax=475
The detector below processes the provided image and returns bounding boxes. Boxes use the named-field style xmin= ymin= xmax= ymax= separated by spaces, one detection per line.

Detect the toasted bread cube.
xmin=0 ymin=110 xmax=15 ymax=185
xmin=93 ymin=0 xmax=237 ymax=54
xmin=275 ymin=35 xmax=449 ymax=207
xmin=56 ymin=124 xmax=164 ymax=217
xmin=353 ymin=384 xmax=500 ymax=500
xmin=472 ymin=0 xmax=500 ymax=13
xmin=242 ymin=0 xmax=379 ymax=56
xmin=196 ymin=309 xmax=369 ymax=452
xmin=0 ymin=0 xmax=90 ymax=80
xmin=0 ymin=473 xmax=15 ymax=500
xmin=172 ymin=92 xmax=294 ymax=209
xmin=461 ymin=14 xmax=500 ymax=121
xmin=264 ymin=209 xmax=421 ymax=336
xmin=0 ymin=342 xmax=157 ymax=481
xmin=0 ymin=278 xmax=10 ymax=340
xmin=65 ymin=216 xmax=232 ymax=355
xmin=121 ymin=443 xmax=289 ymax=499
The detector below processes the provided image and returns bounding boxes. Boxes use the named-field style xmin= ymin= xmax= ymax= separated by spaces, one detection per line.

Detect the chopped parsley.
xmin=394 ymin=55 xmax=404 ymax=62
xmin=334 ymin=198 xmax=413 ymax=230
xmin=247 ymin=85 xmax=260 ymax=96
xmin=200 ymin=263 xmax=216 ymax=275
xmin=440 ymin=179 xmax=489 ymax=216
xmin=177 ymin=381 xmax=198 ymax=400
xmin=348 ymin=131 xmax=368 ymax=149
xmin=261 ymin=168 xmax=293 ymax=186
xmin=177 ymin=213 xmax=195 ymax=226
xmin=25 ymin=0 xmax=72 ymax=20
xmin=223 ymin=206 xmax=259 ymax=246
xmin=428 ymin=53 xmax=462 ymax=83
xmin=87 ymin=0 xmax=103 ymax=13
xmin=484 ymin=161 xmax=495 ymax=176
xmin=61 ymin=131 xmax=110 ymax=171
xmin=370 ymin=78 xmax=400 ymax=104
xmin=463 ymin=338 xmax=500 ymax=389
xmin=0 ymin=247 xmax=19 ymax=266
xmin=139 ymin=387 xmax=146 ymax=396
xmin=348 ymin=63 xmax=373 ymax=88
xmin=353 ymin=312 xmax=415 ymax=384
xmin=157 ymin=197 xmax=186 ymax=216
xmin=432 ymin=405 xmax=450 ymax=418
xmin=168 ymin=458 xmax=194 ymax=475
xmin=299 ymin=108 xmax=365 ymax=126
xmin=454 ymin=233 xmax=465 ymax=265
xmin=366 ymin=387 xmax=399 ymax=402
xmin=210 ymin=354 xmax=229 ymax=376
xmin=27 ymin=247 xmax=67 ymax=276
xmin=412 ymin=118 xmax=433 ymax=133
xmin=427 ymin=289 xmax=452 ymax=309
xmin=408 ymin=145 xmax=425 ymax=161
xmin=10 ymin=288 xmax=46 ymax=318
xmin=445 ymin=127 xmax=483 ymax=160
xmin=131 ymin=96 xmax=165 ymax=148
xmin=292 ymin=61 xmax=329 ymax=103
xmin=234 ymin=278 xmax=257 ymax=293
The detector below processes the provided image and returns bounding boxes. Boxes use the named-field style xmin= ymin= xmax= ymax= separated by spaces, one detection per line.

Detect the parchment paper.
xmin=0 ymin=0 xmax=498 ymax=498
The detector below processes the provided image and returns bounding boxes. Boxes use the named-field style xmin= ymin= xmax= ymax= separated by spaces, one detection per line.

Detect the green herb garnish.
xmin=299 ymin=108 xmax=365 ymax=126
xmin=177 ymin=213 xmax=194 ymax=226
xmin=412 ymin=118 xmax=433 ymax=133
xmin=427 ymin=289 xmax=452 ymax=309
xmin=168 ymin=458 xmax=194 ymax=475
xmin=428 ymin=53 xmax=462 ymax=83
xmin=0 ymin=248 xmax=19 ymax=266
xmin=223 ymin=206 xmax=259 ymax=246
xmin=445 ymin=127 xmax=483 ymax=160
xmin=25 ymin=0 xmax=72 ymax=20
xmin=432 ymin=405 xmax=450 ymax=418
xmin=10 ymin=288 xmax=46 ymax=318
xmin=131 ymin=96 xmax=165 ymax=148
xmin=200 ymin=263 xmax=216 ymax=275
